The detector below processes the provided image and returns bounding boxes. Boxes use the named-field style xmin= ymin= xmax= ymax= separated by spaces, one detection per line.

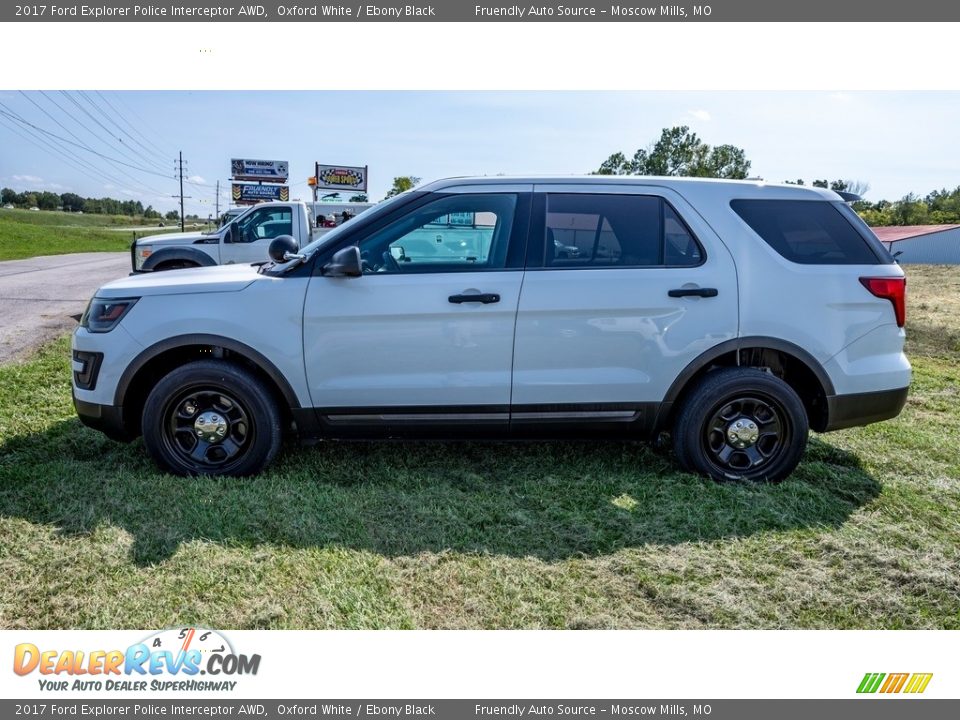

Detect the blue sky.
xmin=1 ymin=91 xmax=958 ymax=216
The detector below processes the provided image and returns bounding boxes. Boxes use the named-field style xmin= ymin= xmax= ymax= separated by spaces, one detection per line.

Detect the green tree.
xmin=595 ymin=126 xmax=751 ymax=179
xmin=164 ymin=210 xmax=180 ymax=221
xmin=383 ymin=176 xmax=421 ymax=200
xmin=890 ymin=193 xmax=930 ymax=225
xmin=60 ymin=192 xmax=85 ymax=212
xmin=1 ymin=187 xmax=16 ymax=205
xmin=143 ymin=205 xmax=161 ymax=220
xmin=36 ymin=191 xmax=60 ymax=211
xmin=925 ymin=186 xmax=960 ymax=223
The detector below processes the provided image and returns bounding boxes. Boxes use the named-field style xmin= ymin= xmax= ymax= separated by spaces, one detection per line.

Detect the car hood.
xmin=96 ymin=262 xmax=260 ymax=298
xmin=136 ymin=231 xmax=213 ymax=246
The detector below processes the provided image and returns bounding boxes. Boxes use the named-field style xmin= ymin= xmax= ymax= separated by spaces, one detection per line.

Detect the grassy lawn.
xmin=0 ymin=209 xmax=196 ymax=261
xmin=0 ymin=267 xmax=957 ymax=629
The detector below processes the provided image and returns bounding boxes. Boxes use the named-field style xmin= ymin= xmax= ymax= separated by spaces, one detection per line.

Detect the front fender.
xmin=140 ymin=246 xmax=218 ymax=272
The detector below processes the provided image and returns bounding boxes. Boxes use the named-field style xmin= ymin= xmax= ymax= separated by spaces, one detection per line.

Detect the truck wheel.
xmin=672 ymin=367 xmax=808 ymax=482
xmin=141 ymin=360 xmax=282 ymax=477
xmin=154 ymin=261 xmax=197 ymax=271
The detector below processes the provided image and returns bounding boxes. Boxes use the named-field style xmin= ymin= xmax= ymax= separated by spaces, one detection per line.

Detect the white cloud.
xmin=188 ymin=175 xmax=206 ymax=184
xmin=830 ymin=92 xmax=852 ymax=102
xmin=12 ymin=174 xmax=43 ymax=183
xmin=687 ymin=109 xmax=711 ymax=122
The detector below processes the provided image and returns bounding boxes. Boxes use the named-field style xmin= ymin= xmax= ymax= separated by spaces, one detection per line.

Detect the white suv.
xmin=72 ymin=176 xmax=910 ymax=481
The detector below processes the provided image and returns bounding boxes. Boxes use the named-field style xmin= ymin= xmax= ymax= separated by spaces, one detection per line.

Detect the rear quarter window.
xmin=730 ymin=199 xmax=885 ymax=265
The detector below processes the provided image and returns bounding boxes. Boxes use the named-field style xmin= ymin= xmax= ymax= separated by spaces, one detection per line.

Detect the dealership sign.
xmin=315 ymin=163 xmax=368 ymax=191
xmin=232 ymin=183 xmax=289 ymax=204
xmin=230 ymin=158 xmax=289 ymax=183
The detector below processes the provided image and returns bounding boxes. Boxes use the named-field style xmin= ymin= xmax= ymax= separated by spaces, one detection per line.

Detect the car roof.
xmin=419 ymin=175 xmax=843 ymax=202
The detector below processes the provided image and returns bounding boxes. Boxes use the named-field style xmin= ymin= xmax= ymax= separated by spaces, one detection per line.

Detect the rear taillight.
xmin=860 ymin=276 xmax=906 ymax=328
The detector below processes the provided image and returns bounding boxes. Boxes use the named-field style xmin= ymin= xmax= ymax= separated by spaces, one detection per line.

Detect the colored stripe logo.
xmin=857 ymin=672 xmax=933 ymax=694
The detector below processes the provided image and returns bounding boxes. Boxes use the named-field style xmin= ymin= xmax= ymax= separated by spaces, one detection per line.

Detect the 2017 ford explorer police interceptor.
xmin=74 ymin=176 xmax=910 ymax=481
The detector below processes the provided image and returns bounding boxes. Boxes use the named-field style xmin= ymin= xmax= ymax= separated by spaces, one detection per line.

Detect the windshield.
xmin=298 ymin=192 xmax=417 ymax=257
xmin=207 ymin=207 xmax=251 ymax=233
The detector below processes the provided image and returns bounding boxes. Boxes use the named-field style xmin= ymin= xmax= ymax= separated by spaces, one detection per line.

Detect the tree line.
xmin=1 ymin=187 xmax=182 ymax=221
xmin=9 ymin=129 xmax=960 ymax=227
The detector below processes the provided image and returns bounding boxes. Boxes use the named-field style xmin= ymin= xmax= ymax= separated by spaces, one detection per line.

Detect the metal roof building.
xmin=871 ymin=224 xmax=960 ymax=264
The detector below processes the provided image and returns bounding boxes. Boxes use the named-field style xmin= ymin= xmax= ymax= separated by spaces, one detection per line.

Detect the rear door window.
xmin=543 ymin=194 xmax=702 ymax=268
xmin=731 ymin=199 xmax=883 ymax=264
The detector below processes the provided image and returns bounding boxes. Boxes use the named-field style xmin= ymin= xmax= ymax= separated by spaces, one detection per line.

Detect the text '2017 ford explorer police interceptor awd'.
xmin=73 ymin=176 xmax=910 ymax=481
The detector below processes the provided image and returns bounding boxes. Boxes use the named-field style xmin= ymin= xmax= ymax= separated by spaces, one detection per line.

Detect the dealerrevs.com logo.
xmin=857 ymin=672 xmax=933 ymax=694
xmin=13 ymin=628 xmax=260 ymax=692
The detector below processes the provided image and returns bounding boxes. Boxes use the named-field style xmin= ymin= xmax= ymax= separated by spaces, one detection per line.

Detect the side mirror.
xmin=269 ymin=235 xmax=299 ymax=263
xmin=323 ymin=246 xmax=362 ymax=277
xmin=224 ymin=221 xmax=239 ymax=243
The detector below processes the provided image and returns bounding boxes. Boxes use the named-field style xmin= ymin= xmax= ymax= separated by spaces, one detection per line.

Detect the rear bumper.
xmin=73 ymin=396 xmax=134 ymax=442
xmin=823 ymin=386 xmax=909 ymax=432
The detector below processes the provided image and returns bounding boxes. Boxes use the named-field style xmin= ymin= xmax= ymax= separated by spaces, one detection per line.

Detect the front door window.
xmin=356 ymin=194 xmax=517 ymax=273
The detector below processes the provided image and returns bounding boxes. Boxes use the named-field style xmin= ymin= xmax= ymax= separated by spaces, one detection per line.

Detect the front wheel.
xmin=672 ymin=367 xmax=808 ymax=482
xmin=141 ymin=360 xmax=282 ymax=477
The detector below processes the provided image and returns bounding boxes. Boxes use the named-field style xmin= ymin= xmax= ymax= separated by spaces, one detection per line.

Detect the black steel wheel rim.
xmin=160 ymin=385 xmax=254 ymax=471
xmin=701 ymin=393 xmax=790 ymax=477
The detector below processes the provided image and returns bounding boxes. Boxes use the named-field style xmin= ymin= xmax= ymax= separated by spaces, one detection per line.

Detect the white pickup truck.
xmin=131 ymin=200 xmax=371 ymax=272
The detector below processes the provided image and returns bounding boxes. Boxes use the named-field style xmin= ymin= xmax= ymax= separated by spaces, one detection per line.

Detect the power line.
xmin=91 ymin=90 xmax=172 ymax=165
xmin=77 ymin=90 xmax=172 ymax=171
xmin=103 ymin=91 xmax=177 ymax=158
xmin=17 ymin=92 xmax=170 ymax=198
xmin=4 ymin=94 xmax=210 ymax=216
xmin=58 ymin=91 xmax=170 ymax=174
xmin=83 ymin=92 xmax=220 ymax=214
xmin=33 ymin=91 xmax=177 ymax=197
xmin=0 ymin=102 xmax=174 ymax=179
xmin=23 ymin=92 xmax=93 ymax=150
xmin=0 ymin=113 xmax=164 ymax=204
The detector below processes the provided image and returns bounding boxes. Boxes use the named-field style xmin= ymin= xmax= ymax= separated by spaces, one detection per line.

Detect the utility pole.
xmin=173 ymin=151 xmax=190 ymax=232
xmin=178 ymin=151 xmax=185 ymax=232
xmin=215 ymin=180 xmax=220 ymax=220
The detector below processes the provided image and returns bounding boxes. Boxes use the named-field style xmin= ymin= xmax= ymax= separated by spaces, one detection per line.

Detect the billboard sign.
xmin=232 ymin=183 xmax=290 ymax=205
xmin=315 ymin=164 xmax=368 ymax=192
xmin=230 ymin=159 xmax=289 ymax=183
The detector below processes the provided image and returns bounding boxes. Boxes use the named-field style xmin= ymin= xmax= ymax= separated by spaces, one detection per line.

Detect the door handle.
xmin=448 ymin=293 xmax=500 ymax=304
xmin=668 ymin=287 xmax=718 ymax=298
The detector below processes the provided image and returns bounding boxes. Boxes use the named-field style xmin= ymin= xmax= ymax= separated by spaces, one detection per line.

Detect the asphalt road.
xmin=0 ymin=252 xmax=129 ymax=364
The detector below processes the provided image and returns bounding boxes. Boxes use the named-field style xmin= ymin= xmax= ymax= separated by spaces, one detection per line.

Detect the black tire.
xmin=154 ymin=261 xmax=197 ymax=271
xmin=141 ymin=360 xmax=282 ymax=477
xmin=672 ymin=367 xmax=808 ymax=482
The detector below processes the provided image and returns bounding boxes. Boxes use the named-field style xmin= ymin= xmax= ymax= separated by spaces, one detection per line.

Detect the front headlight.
xmin=80 ymin=297 xmax=139 ymax=333
xmin=135 ymin=245 xmax=153 ymax=269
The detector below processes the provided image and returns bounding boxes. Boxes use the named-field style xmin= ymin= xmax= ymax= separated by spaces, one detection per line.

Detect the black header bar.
xmin=3 ymin=0 xmax=958 ymax=22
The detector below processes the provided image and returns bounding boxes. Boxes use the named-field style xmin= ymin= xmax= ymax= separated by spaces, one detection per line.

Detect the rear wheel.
xmin=141 ymin=360 xmax=282 ymax=477
xmin=672 ymin=367 xmax=808 ymax=482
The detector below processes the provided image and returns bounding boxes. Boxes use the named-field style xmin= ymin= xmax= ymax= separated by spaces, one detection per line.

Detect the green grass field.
xmin=0 ymin=209 xmax=197 ymax=261
xmin=0 ymin=267 xmax=957 ymax=629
